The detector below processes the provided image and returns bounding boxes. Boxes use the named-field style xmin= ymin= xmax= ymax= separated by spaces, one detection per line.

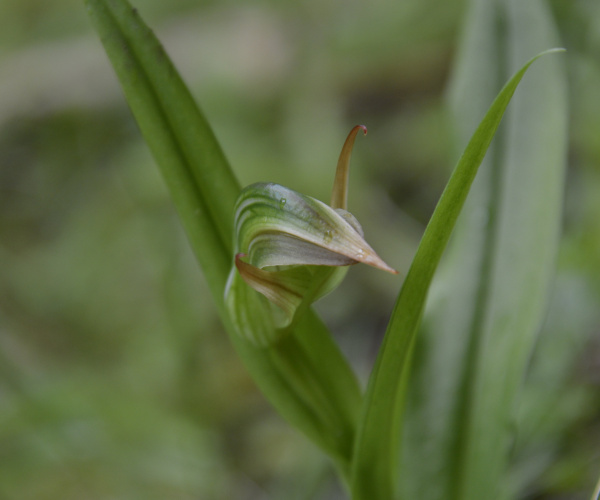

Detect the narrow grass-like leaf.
xmin=399 ymin=1 xmax=568 ymax=499
xmin=85 ymin=0 xmax=361 ymax=477
xmin=84 ymin=0 xmax=238 ymax=315
xmin=350 ymin=48 xmax=562 ymax=500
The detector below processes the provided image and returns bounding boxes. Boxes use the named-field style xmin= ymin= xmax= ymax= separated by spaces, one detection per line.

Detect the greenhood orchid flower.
xmin=225 ymin=125 xmax=397 ymax=345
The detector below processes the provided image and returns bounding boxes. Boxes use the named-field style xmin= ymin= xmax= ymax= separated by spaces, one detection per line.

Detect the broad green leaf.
xmin=399 ymin=1 xmax=568 ymax=499
xmin=350 ymin=47 xmax=564 ymax=499
xmin=85 ymin=0 xmax=362 ymax=477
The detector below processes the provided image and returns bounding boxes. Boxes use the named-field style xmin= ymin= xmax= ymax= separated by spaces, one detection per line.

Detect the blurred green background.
xmin=1 ymin=0 xmax=599 ymax=498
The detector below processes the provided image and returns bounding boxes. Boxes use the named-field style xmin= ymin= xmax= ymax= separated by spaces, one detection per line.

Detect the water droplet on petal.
xmin=324 ymin=230 xmax=333 ymax=243
xmin=279 ymin=198 xmax=287 ymax=208
xmin=356 ymin=249 xmax=365 ymax=260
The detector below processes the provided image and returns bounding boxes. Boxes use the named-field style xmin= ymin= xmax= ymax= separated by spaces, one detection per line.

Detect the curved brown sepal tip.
xmin=331 ymin=124 xmax=368 ymax=210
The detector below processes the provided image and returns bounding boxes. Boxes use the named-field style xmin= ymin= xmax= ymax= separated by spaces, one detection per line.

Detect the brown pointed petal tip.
xmin=358 ymin=250 xmax=398 ymax=275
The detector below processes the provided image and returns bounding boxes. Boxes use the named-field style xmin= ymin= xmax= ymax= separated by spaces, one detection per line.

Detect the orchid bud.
xmin=225 ymin=125 xmax=397 ymax=345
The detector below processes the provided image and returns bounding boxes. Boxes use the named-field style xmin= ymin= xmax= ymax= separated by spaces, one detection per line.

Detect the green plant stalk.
xmin=350 ymin=49 xmax=563 ymax=500
xmin=85 ymin=0 xmax=361 ymax=479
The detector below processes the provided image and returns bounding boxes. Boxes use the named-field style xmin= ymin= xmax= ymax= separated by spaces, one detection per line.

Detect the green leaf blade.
xmin=447 ymin=4 xmax=568 ymax=500
xmin=224 ymin=310 xmax=361 ymax=481
xmin=85 ymin=0 xmax=362 ymax=478
xmin=85 ymin=0 xmax=239 ymax=313
xmin=350 ymin=48 xmax=563 ymax=500
xmin=399 ymin=1 xmax=568 ymax=499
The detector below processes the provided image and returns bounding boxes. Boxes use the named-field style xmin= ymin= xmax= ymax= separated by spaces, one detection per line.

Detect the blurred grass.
xmin=1 ymin=0 xmax=599 ymax=498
